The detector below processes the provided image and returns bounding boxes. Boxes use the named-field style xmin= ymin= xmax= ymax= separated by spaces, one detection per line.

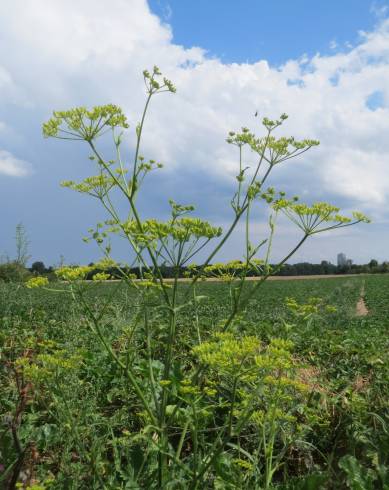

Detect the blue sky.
xmin=1 ymin=0 xmax=389 ymax=267
xmin=150 ymin=0 xmax=385 ymax=63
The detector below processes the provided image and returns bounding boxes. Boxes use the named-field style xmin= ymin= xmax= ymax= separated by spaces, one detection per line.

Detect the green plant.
xmin=3 ymin=274 xmax=389 ymax=487
xmin=0 ymin=261 xmax=31 ymax=283
xmin=31 ymin=66 xmax=371 ymax=487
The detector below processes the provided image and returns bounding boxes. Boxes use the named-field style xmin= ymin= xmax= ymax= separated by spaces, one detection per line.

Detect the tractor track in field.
xmin=82 ymin=273 xmax=368 ymax=284
xmin=356 ymin=281 xmax=369 ymax=316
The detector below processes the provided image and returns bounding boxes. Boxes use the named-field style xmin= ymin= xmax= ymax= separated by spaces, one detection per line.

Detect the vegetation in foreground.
xmin=2 ymin=66 xmax=385 ymax=489
xmin=1 ymin=277 xmax=389 ymax=488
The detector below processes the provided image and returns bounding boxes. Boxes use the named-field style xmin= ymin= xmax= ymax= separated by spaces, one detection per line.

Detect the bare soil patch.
xmin=356 ymin=283 xmax=369 ymax=316
xmin=175 ymin=273 xmax=362 ymax=283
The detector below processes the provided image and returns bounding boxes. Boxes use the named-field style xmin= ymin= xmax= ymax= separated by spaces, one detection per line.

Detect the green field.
xmin=1 ymin=275 xmax=389 ymax=489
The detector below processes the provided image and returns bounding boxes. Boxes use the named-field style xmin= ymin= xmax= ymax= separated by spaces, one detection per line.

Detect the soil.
xmin=356 ymin=283 xmax=369 ymax=316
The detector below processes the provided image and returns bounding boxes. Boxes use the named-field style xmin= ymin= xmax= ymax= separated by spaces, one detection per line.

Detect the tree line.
xmin=1 ymin=223 xmax=388 ymax=282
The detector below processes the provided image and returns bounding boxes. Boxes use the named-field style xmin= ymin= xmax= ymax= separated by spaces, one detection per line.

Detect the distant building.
xmin=337 ymin=253 xmax=347 ymax=266
xmin=346 ymin=259 xmax=353 ymax=267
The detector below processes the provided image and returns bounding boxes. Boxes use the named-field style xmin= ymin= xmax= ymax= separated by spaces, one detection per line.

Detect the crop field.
xmin=1 ymin=274 xmax=388 ymax=489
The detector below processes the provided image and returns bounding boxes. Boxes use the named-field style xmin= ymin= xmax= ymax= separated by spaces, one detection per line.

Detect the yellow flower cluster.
xmin=55 ymin=258 xmax=118 ymax=282
xmin=204 ymin=260 xmax=246 ymax=274
xmin=61 ymin=175 xmax=115 ymax=196
xmin=193 ymin=333 xmax=261 ymax=373
xmin=55 ymin=265 xmax=93 ymax=281
xmin=122 ymin=217 xmax=222 ymax=247
xmin=43 ymin=104 xmax=129 ymax=141
xmin=159 ymin=379 xmax=172 ymax=387
xmin=92 ymin=272 xmax=111 ymax=281
xmin=16 ymin=349 xmax=83 ymax=382
xmin=179 ymin=378 xmax=201 ymax=396
xmin=193 ymin=333 xmax=312 ymax=437
xmin=226 ymin=116 xmax=319 ymax=166
xmin=272 ymin=200 xmax=370 ymax=235
xmin=26 ymin=276 xmax=49 ymax=288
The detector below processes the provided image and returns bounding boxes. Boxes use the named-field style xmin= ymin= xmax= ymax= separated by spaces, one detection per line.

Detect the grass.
xmin=1 ymin=275 xmax=388 ymax=488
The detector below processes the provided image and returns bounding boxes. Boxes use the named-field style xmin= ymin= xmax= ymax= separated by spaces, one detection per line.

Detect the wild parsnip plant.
xmin=28 ymin=66 xmax=370 ymax=487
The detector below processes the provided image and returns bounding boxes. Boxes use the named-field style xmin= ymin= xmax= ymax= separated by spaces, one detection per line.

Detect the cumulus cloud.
xmin=0 ymin=0 xmax=388 ymax=262
xmin=0 ymin=150 xmax=31 ymax=177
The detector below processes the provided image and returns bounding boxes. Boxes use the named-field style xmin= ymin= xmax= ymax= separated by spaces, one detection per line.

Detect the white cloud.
xmin=370 ymin=2 xmax=389 ymax=19
xmin=0 ymin=150 xmax=31 ymax=177
xmin=0 ymin=0 xmax=389 ymax=261
xmin=0 ymin=66 xmax=12 ymax=88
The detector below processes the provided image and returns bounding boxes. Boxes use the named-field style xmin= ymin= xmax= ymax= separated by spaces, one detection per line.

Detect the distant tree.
xmin=320 ymin=260 xmax=329 ymax=274
xmin=15 ymin=222 xmax=30 ymax=266
xmin=0 ymin=262 xmax=31 ymax=282
xmin=369 ymin=259 xmax=378 ymax=269
xmin=382 ymin=261 xmax=389 ymax=273
xmin=31 ymin=261 xmax=46 ymax=274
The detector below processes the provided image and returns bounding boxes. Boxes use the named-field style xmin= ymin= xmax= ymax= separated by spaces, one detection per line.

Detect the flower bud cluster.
xmin=143 ymin=65 xmax=176 ymax=94
xmin=169 ymin=199 xmax=195 ymax=218
xmin=137 ymin=157 xmax=163 ymax=174
xmin=262 ymin=113 xmax=289 ymax=130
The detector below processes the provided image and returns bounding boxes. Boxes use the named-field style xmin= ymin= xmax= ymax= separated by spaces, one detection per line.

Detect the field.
xmin=1 ymin=275 xmax=389 ymax=489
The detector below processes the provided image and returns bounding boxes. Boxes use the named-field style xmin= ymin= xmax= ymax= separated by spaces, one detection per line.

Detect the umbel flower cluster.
xmin=43 ymin=104 xmax=129 ymax=141
xmin=227 ymin=123 xmax=320 ymax=167
xmin=273 ymin=200 xmax=370 ymax=235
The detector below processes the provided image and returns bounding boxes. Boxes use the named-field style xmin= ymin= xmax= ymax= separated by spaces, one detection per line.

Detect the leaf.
xmin=339 ymin=455 xmax=376 ymax=490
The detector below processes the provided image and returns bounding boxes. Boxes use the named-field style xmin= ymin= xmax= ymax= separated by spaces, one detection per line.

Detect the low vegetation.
xmin=1 ymin=277 xmax=388 ymax=488
xmin=2 ymin=67 xmax=385 ymax=489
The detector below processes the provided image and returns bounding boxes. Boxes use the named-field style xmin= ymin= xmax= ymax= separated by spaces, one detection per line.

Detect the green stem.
xmin=221 ymin=233 xmax=309 ymax=332
xmin=88 ymin=141 xmax=171 ymax=307
xmin=78 ymin=288 xmax=157 ymax=426
xmin=131 ymin=92 xmax=153 ymax=198
xmin=228 ymin=376 xmax=239 ymax=437
xmin=145 ymin=306 xmax=159 ymax=410
xmin=176 ymin=420 xmax=190 ymax=460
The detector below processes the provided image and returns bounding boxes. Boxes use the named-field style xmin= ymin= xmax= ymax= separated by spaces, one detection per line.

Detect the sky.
xmin=1 ymin=0 xmax=389 ymax=266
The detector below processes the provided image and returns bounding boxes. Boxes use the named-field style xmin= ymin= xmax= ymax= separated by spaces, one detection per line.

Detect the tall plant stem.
xmin=131 ymin=91 xmax=152 ymax=198
xmin=221 ymin=233 xmax=309 ymax=332
xmin=88 ymin=141 xmax=171 ymax=307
